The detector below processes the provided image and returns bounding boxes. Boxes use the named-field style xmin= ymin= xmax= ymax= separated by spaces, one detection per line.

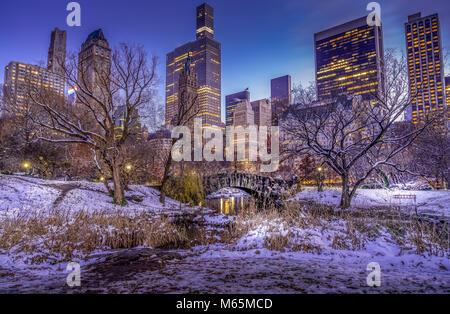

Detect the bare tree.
xmin=30 ymin=43 xmax=157 ymax=205
xmin=159 ymin=83 xmax=199 ymax=204
xmin=282 ymin=49 xmax=436 ymax=208
xmin=292 ymin=81 xmax=317 ymax=105
xmin=2 ymin=82 xmax=42 ymax=154
xmin=409 ymin=127 xmax=450 ymax=189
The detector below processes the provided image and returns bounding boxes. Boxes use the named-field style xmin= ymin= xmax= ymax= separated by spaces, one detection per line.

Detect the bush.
xmin=166 ymin=172 xmax=205 ymax=207
xmin=361 ymin=183 xmax=384 ymax=189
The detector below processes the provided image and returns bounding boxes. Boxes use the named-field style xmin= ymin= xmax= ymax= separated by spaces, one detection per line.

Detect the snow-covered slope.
xmin=0 ymin=174 xmax=191 ymax=217
xmin=296 ymin=187 xmax=450 ymax=218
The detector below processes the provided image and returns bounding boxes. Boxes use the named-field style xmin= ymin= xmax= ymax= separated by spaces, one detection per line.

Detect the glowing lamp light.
xmin=22 ymin=162 xmax=31 ymax=169
xmin=125 ymin=164 xmax=133 ymax=171
xmin=100 ymin=177 xmax=105 ymax=182
xmin=318 ymin=167 xmax=323 ymax=172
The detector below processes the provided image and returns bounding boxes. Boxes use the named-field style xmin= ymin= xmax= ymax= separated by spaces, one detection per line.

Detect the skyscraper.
xmin=251 ymin=99 xmax=271 ymax=127
xmin=166 ymin=3 xmax=221 ymax=128
xmin=314 ymin=16 xmax=385 ymax=101
xmin=3 ymin=61 xmax=65 ymax=108
xmin=233 ymin=100 xmax=254 ymax=127
xmin=177 ymin=53 xmax=199 ymax=129
xmin=47 ymin=28 xmax=67 ymax=75
xmin=225 ymin=89 xmax=250 ymax=126
xmin=446 ymin=76 xmax=450 ymax=127
xmin=271 ymin=75 xmax=291 ymax=125
xmin=445 ymin=76 xmax=450 ymax=102
xmin=3 ymin=28 xmax=67 ymax=116
xmin=77 ymin=29 xmax=111 ymax=98
xmin=405 ymin=13 xmax=446 ymax=125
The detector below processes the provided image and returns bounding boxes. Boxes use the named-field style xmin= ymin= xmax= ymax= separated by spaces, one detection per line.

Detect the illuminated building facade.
xmin=446 ymin=76 xmax=450 ymax=108
xmin=271 ymin=75 xmax=291 ymax=125
xmin=3 ymin=28 xmax=67 ymax=113
xmin=166 ymin=3 xmax=221 ymax=128
xmin=446 ymin=76 xmax=450 ymax=128
xmin=3 ymin=61 xmax=65 ymax=112
xmin=231 ymin=99 xmax=257 ymax=172
xmin=314 ymin=17 xmax=385 ymax=101
xmin=113 ymin=105 xmax=143 ymax=140
xmin=405 ymin=13 xmax=446 ymax=125
xmin=225 ymin=89 xmax=250 ymax=126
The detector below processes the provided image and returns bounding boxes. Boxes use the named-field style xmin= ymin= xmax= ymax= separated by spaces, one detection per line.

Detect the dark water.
xmin=203 ymin=195 xmax=255 ymax=215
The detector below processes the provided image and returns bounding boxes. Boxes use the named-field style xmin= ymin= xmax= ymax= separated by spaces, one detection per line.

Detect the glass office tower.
xmin=271 ymin=75 xmax=291 ymax=126
xmin=165 ymin=3 xmax=221 ymax=128
xmin=405 ymin=13 xmax=446 ymax=125
xmin=314 ymin=16 xmax=385 ymax=101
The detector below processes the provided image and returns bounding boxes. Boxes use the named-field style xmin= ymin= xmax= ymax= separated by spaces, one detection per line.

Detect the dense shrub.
xmin=166 ymin=172 xmax=205 ymax=207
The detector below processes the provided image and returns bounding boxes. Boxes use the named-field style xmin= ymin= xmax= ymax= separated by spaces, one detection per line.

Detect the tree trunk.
xmin=340 ymin=174 xmax=352 ymax=209
xmin=112 ymin=163 xmax=125 ymax=205
xmin=159 ymin=152 xmax=173 ymax=204
xmin=317 ymin=175 xmax=324 ymax=192
xmin=102 ymin=177 xmax=113 ymax=196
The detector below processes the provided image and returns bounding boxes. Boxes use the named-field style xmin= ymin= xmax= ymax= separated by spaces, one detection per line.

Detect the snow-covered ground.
xmin=206 ymin=187 xmax=250 ymax=199
xmin=0 ymin=175 xmax=448 ymax=294
xmin=296 ymin=187 xmax=450 ymax=219
xmin=0 ymin=174 xmax=206 ymax=218
xmin=1 ymin=247 xmax=448 ymax=294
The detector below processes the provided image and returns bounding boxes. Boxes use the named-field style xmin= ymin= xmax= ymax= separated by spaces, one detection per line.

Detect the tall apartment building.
xmin=271 ymin=75 xmax=291 ymax=126
xmin=225 ymin=89 xmax=250 ymax=126
xmin=251 ymin=99 xmax=271 ymax=127
xmin=47 ymin=28 xmax=67 ymax=75
xmin=166 ymin=3 xmax=221 ymax=128
xmin=77 ymin=29 xmax=111 ymax=99
xmin=3 ymin=28 xmax=67 ymax=114
xmin=405 ymin=13 xmax=446 ymax=125
xmin=314 ymin=16 xmax=385 ymax=101
xmin=3 ymin=62 xmax=65 ymax=109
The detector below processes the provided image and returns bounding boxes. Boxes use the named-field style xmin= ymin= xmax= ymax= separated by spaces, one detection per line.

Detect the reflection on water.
xmin=204 ymin=196 xmax=254 ymax=215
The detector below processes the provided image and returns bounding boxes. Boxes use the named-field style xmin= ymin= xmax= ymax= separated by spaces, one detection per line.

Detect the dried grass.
xmin=0 ymin=209 xmax=211 ymax=264
xmin=222 ymin=200 xmax=449 ymax=256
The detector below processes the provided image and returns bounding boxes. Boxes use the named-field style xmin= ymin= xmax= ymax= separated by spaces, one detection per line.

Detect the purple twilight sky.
xmin=0 ymin=0 xmax=449 ymax=124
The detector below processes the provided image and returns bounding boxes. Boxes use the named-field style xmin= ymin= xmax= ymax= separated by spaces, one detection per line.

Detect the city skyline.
xmin=165 ymin=3 xmax=222 ymax=128
xmin=1 ymin=0 xmax=450 ymax=124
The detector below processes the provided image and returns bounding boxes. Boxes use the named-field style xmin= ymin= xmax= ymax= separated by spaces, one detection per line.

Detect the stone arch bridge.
xmin=203 ymin=172 xmax=298 ymax=201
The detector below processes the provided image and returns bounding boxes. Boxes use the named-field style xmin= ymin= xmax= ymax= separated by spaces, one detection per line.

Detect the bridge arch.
xmin=203 ymin=172 xmax=298 ymax=200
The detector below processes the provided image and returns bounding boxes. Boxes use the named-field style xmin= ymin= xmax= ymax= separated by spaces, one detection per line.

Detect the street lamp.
xmin=22 ymin=162 xmax=30 ymax=170
xmin=100 ymin=176 xmax=105 ymax=182
xmin=125 ymin=164 xmax=133 ymax=171
xmin=317 ymin=166 xmax=324 ymax=192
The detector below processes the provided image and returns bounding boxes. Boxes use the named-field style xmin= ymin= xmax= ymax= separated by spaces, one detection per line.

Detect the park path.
xmin=1 ymin=247 xmax=448 ymax=294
